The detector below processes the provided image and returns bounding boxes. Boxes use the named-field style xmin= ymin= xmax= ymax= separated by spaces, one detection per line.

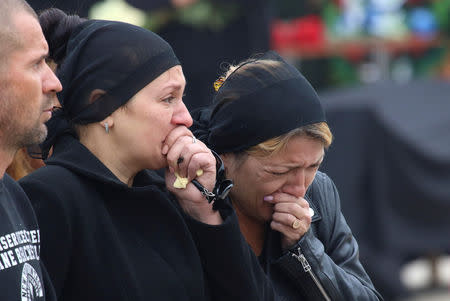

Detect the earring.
xmin=104 ymin=122 xmax=109 ymax=134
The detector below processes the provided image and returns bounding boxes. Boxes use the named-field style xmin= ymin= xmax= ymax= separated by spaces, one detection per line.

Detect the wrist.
xmin=182 ymin=202 xmax=223 ymax=225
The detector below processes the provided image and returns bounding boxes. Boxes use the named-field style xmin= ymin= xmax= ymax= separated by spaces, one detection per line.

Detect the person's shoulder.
xmin=19 ymin=163 xmax=76 ymax=186
xmin=1 ymin=174 xmax=39 ymax=224
xmin=308 ymin=171 xmax=340 ymax=214
xmin=3 ymin=173 xmax=22 ymax=189
xmin=2 ymin=173 xmax=29 ymax=199
xmin=19 ymin=164 xmax=82 ymax=204
xmin=311 ymin=171 xmax=335 ymax=191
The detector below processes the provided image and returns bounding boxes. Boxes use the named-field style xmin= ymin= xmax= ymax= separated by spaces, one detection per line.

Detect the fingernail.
xmin=263 ymin=195 xmax=274 ymax=202
xmin=162 ymin=145 xmax=168 ymax=155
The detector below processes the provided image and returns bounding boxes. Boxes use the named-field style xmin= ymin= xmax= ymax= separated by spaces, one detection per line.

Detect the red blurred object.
xmin=271 ymin=15 xmax=325 ymax=51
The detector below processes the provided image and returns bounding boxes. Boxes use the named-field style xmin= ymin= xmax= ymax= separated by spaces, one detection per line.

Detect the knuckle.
xmin=304 ymin=215 xmax=312 ymax=224
xmin=297 ymin=196 xmax=307 ymax=203
xmin=292 ymin=202 xmax=302 ymax=212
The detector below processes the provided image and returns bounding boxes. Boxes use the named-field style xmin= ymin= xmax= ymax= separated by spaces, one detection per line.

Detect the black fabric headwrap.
xmin=192 ymin=51 xmax=326 ymax=154
xmin=41 ymin=19 xmax=180 ymax=159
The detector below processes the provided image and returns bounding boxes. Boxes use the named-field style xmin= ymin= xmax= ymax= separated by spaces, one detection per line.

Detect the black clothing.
xmin=19 ymin=134 xmax=278 ymax=301
xmin=42 ymin=18 xmax=180 ymax=159
xmin=55 ymin=20 xmax=179 ymax=124
xmin=260 ymin=171 xmax=383 ymax=300
xmin=194 ymin=51 xmax=326 ymax=154
xmin=0 ymin=174 xmax=53 ymax=301
xmin=191 ymin=50 xmax=381 ymax=299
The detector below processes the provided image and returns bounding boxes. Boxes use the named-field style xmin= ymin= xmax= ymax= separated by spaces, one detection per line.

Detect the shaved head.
xmin=0 ymin=0 xmax=37 ymax=68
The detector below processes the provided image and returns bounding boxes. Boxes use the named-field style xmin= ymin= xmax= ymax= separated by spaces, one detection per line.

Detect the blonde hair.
xmin=246 ymin=122 xmax=332 ymax=158
xmin=223 ymin=59 xmax=283 ymax=81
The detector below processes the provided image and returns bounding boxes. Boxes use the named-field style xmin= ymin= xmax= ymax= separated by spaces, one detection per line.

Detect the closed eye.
xmin=268 ymin=170 xmax=290 ymax=176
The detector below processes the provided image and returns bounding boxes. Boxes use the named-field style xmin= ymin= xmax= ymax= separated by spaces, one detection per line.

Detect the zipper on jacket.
xmin=291 ymin=247 xmax=332 ymax=301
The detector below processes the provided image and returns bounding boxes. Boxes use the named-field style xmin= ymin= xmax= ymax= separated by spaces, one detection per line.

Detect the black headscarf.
xmin=40 ymin=17 xmax=179 ymax=159
xmin=192 ymin=51 xmax=326 ymax=154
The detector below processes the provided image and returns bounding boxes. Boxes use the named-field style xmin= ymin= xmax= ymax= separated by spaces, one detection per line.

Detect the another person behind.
xmin=0 ymin=0 xmax=62 ymax=300
xmin=6 ymin=148 xmax=46 ymax=180
xmin=192 ymin=51 xmax=383 ymax=300
xmin=19 ymin=9 xmax=279 ymax=301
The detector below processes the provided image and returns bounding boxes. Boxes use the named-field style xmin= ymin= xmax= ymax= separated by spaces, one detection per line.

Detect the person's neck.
xmin=80 ymin=136 xmax=136 ymax=187
xmin=0 ymin=147 xmax=16 ymax=179
xmin=233 ymin=201 xmax=266 ymax=256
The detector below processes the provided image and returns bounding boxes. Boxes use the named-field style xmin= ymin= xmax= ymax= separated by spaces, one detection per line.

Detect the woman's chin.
xmin=260 ymin=206 xmax=274 ymax=222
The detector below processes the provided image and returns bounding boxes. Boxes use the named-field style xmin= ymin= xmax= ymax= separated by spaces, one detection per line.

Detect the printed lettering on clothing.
xmin=20 ymin=262 xmax=43 ymax=300
xmin=0 ymin=229 xmax=40 ymax=270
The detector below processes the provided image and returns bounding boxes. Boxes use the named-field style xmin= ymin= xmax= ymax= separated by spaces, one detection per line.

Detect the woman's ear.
xmin=100 ymin=116 xmax=114 ymax=134
xmin=88 ymin=89 xmax=113 ymax=133
xmin=89 ymin=89 xmax=106 ymax=104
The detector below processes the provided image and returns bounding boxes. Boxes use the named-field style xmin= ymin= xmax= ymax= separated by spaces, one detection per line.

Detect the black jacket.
xmin=260 ymin=171 xmax=383 ymax=300
xmin=19 ymin=134 xmax=278 ymax=301
xmin=0 ymin=174 xmax=55 ymax=301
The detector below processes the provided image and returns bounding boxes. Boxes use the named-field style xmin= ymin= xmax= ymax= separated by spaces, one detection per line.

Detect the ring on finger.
xmin=292 ymin=219 xmax=301 ymax=229
xmin=192 ymin=136 xmax=197 ymax=144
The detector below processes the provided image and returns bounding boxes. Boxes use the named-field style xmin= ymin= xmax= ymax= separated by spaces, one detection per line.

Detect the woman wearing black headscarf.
xmin=192 ymin=51 xmax=383 ymax=300
xmin=19 ymin=9 xmax=278 ymax=301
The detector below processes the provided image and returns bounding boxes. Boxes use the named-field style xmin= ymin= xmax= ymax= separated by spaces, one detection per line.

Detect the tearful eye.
xmin=162 ymin=96 xmax=175 ymax=104
xmin=269 ymin=170 xmax=289 ymax=176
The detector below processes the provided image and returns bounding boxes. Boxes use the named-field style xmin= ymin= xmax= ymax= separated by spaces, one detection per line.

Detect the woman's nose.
xmin=283 ymin=169 xmax=307 ymax=198
xmin=172 ymin=101 xmax=193 ymax=127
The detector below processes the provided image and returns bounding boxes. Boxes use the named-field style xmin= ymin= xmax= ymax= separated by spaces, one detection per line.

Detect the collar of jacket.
xmin=305 ymin=183 xmax=322 ymax=223
xmin=44 ymin=134 xmax=166 ymax=189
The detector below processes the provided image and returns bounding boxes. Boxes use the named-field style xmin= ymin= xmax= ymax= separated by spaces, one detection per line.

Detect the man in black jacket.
xmin=0 ymin=0 xmax=62 ymax=299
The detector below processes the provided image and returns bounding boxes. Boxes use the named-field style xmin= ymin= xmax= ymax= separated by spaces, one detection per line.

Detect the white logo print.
xmin=20 ymin=263 xmax=43 ymax=301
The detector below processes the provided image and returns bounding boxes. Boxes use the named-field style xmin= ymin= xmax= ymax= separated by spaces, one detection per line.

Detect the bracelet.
xmin=191 ymin=150 xmax=234 ymax=208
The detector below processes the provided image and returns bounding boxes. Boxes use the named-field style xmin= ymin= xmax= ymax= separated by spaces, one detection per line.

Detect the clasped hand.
xmin=163 ymin=126 xmax=221 ymax=224
xmin=265 ymin=192 xmax=312 ymax=250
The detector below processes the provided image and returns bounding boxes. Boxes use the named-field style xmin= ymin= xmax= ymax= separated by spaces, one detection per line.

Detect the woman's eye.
xmin=162 ymin=96 xmax=175 ymax=103
xmin=269 ymin=170 xmax=289 ymax=176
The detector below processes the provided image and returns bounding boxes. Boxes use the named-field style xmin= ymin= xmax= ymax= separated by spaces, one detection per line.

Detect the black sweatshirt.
xmin=0 ymin=174 xmax=55 ymax=301
xmin=19 ymin=134 xmax=278 ymax=301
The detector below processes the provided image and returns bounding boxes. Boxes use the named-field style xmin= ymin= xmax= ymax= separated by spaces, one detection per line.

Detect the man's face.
xmin=0 ymin=11 xmax=62 ymax=151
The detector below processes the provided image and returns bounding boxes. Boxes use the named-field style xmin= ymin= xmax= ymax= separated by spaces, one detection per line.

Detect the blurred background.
xmin=22 ymin=1 xmax=450 ymax=300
